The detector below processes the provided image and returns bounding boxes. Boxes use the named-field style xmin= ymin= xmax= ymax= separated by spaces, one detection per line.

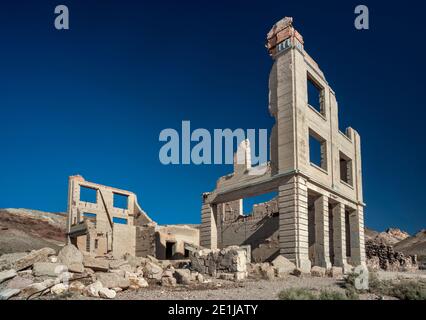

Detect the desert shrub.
xmin=388 ymin=280 xmax=426 ymax=300
xmin=368 ymin=273 xmax=426 ymax=300
xmin=344 ymin=287 xmax=360 ymax=300
xmin=278 ymin=288 xmax=316 ymax=300
xmin=318 ymin=290 xmax=347 ymax=300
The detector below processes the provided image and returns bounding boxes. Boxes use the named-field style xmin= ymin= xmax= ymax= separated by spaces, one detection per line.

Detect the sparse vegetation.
xmin=318 ymin=290 xmax=347 ymax=300
xmin=343 ymin=271 xmax=426 ymax=300
xmin=278 ymin=288 xmax=316 ymax=300
xmin=278 ymin=288 xmax=356 ymax=300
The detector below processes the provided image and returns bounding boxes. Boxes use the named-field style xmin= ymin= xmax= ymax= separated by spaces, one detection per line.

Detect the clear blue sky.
xmin=0 ymin=0 xmax=425 ymax=234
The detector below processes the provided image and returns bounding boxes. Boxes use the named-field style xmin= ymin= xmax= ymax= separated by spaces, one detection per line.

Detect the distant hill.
xmin=0 ymin=208 xmax=66 ymax=255
xmin=364 ymin=227 xmax=410 ymax=246
xmin=394 ymin=230 xmax=426 ymax=257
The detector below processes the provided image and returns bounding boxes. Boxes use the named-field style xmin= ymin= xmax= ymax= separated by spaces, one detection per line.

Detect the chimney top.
xmin=266 ymin=17 xmax=304 ymax=57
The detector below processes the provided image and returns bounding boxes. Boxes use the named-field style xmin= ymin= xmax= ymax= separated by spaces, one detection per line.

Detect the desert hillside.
xmin=0 ymin=208 xmax=66 ymax=255
xmin=394 ymin=230 xmax=426 ymax=258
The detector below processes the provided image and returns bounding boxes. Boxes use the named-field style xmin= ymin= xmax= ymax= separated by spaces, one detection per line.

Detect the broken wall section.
xmin=217 ymin=197 xmax=280 ymax=262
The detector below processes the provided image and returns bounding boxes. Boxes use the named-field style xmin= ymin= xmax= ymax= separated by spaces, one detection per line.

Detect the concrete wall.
xmin=201 ymin=17 xmax=366 ymax=271
xmin=155 ymin=225 xmax=199 ymax=260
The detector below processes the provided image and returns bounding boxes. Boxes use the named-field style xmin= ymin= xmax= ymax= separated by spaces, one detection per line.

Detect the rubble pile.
xmin=365 ymin=240 xmax=418 ymax=272
xmin=0 ymin=244 xmax=206 ymax=300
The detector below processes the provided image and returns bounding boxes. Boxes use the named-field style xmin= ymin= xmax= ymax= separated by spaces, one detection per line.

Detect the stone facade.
xmin=67 ymin=175 xmax=199 ymax=259
xmin=200 ymin=17 xmax=366 ymax=272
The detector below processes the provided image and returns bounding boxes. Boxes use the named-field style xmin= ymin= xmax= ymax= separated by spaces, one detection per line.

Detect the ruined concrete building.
xmin=66 ymin=175 xmax=199 ymax=259
xmin=200 ymin=17 xmax=366 ymax=272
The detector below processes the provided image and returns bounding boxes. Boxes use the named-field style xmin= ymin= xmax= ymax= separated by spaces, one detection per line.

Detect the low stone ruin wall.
xmin=366 ymin=240 xmax=418 ymax=272
xmin=189 ymin=246 xmax=248 ymax=281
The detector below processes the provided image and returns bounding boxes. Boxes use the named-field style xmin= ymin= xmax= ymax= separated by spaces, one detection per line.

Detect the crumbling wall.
xmin=217 ymin=198 xmax=280 ymax=262
xmin=189 ymin=246 xmax=248 ymax=280
xmin=155 ymin=225 xmax=200 ymax=260
xmin=135 ymin=225 xmax=156 ymax=257
xmin=366 ymin=240 xmax=418 ymax=272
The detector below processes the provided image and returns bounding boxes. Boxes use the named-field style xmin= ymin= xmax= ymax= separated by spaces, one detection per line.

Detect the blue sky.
xmin=0 ymin=0 xmax=425 ymax=234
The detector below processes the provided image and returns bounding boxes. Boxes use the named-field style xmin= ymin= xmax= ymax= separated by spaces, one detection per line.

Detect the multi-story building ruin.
xmin=200 ymin=17 xmax=366 ymax=272
xmin=66 ymin=175 xmax=199 ymax=259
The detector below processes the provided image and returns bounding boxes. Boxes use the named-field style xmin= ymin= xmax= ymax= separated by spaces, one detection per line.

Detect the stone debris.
xmin=50 ymin=283 xmax=68 ymax=295
xmin=366 ymin=240 xmax=418 ymax=272
xmin=271 ymin=255 xmax=296 ymax=276
xmin=83 ymin=255 xmax=110 ymax=272
xmin=58 ymin=244 xmax=84 ymax=273
xmin=143 ymin=261 xmax=163 ymax=280
xmin=326 ymin=266 xmax=343 ymax=278
xmin=174 ymin=269 xmax=191 ymax=285
xmin=6 ymin=276 xmax=33 ymax=290
xmin=0 ymin=253 xmax=27 ymax=271
xmin=310 ymin=266 xmax=326 ymax=277
xmin=0 ymin=269 xmax=17 ymax=284
xmin=96 ymin=272 xmax=130 ymax=289
xmin=84 ymin=280 xmax=103 ymax=298
xmin=98 ymin=287 xmax=116 ymax=299
xmin=161 ymin=275 xmax=177 ymax=287
xmin=12 ymin=247 xmax=56 ymax=271
xmin=0 ymin=288 xmax=21 ymax=300
xmin=69 ymin=281 xmax=85 ymax=294
xmin=33 ymin=262 xmax=67 ymax=277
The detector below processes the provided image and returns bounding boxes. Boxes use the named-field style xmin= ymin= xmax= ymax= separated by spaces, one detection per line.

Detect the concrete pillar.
xmin=278 ymin=176 xmax=311 ymax=272
xmin=200 ymin=202 xmax=218 ymax=249
xmin=349 ymin=205 xmax=366 ymax=266
xmin=332 ymin=203 xmax=349 ymax=268
xmin=314 ymin=195 xmax=332 ymax=268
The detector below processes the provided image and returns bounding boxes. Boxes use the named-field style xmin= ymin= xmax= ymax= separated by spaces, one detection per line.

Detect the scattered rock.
xmin=99 ymin=287 xmax=116 ymax=299
xmin=84 ymin=281 xmax=103 ymax=298
xmin=0 ymin=288 xmax=21 ymax=300
xmin=161 ymin=276 xmax=177 ymax=287
xmin=143 ymin=261 xmax=163 ymax=280
xmin=0 ymin=269 xmax=17 ymax=284
xmin=195 ymin=273 xmax=204 ymax=283
xmin=51 ymin=283 xmax=68 ymax=295
xmin=124 ymin=254 xmax=144 ymax=269
xmin=21 ymin=282 xmax=48 ymax=297
xmin=311 ymin=266 xmax=326 ymax=277
xmin=174 ymin=269 xmax=191 ymax=285
xmin=327 ymin=266 xmax=343 ymax=278
xmin=271 ymin=255 xmax=296 ymax=276
xmin=6 ymin=276 xmax=33 ymax=289
xmin=234 ymin=271 xmax=247 ymax=281
xmin=109 ymin=259 xmax=128 ymax=269
xmin=291 ymin=268 xmax=303 ymax=277
xmin=33 ymin=262 xmax=67 ymax=277
xmin=260 ymin=264 xmax=275 ymax=280
xmin=96 ymin=272 xmax=130 ymax=289
xmin=83 ymin=256 xmax=109 ymax=272
xmin=13 ymin=248 xmax=56 ymax=271
xmin=57 ymin=244 xmax=84 ymax=273
xmin=69 ymin=281 xmax=85 ymax=294
xmin=0 ymin=252 xmax=27 ymax=271
xmin=218 ymin=273 xmax=235 ymax=281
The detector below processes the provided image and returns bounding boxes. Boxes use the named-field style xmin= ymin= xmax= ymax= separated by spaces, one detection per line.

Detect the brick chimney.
xmin=266 ymin=17 xmax=304 ymax=57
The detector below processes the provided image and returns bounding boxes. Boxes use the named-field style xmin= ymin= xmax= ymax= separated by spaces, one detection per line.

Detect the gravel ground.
xmin=114 ymin=276 xmax=349 ymax=300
